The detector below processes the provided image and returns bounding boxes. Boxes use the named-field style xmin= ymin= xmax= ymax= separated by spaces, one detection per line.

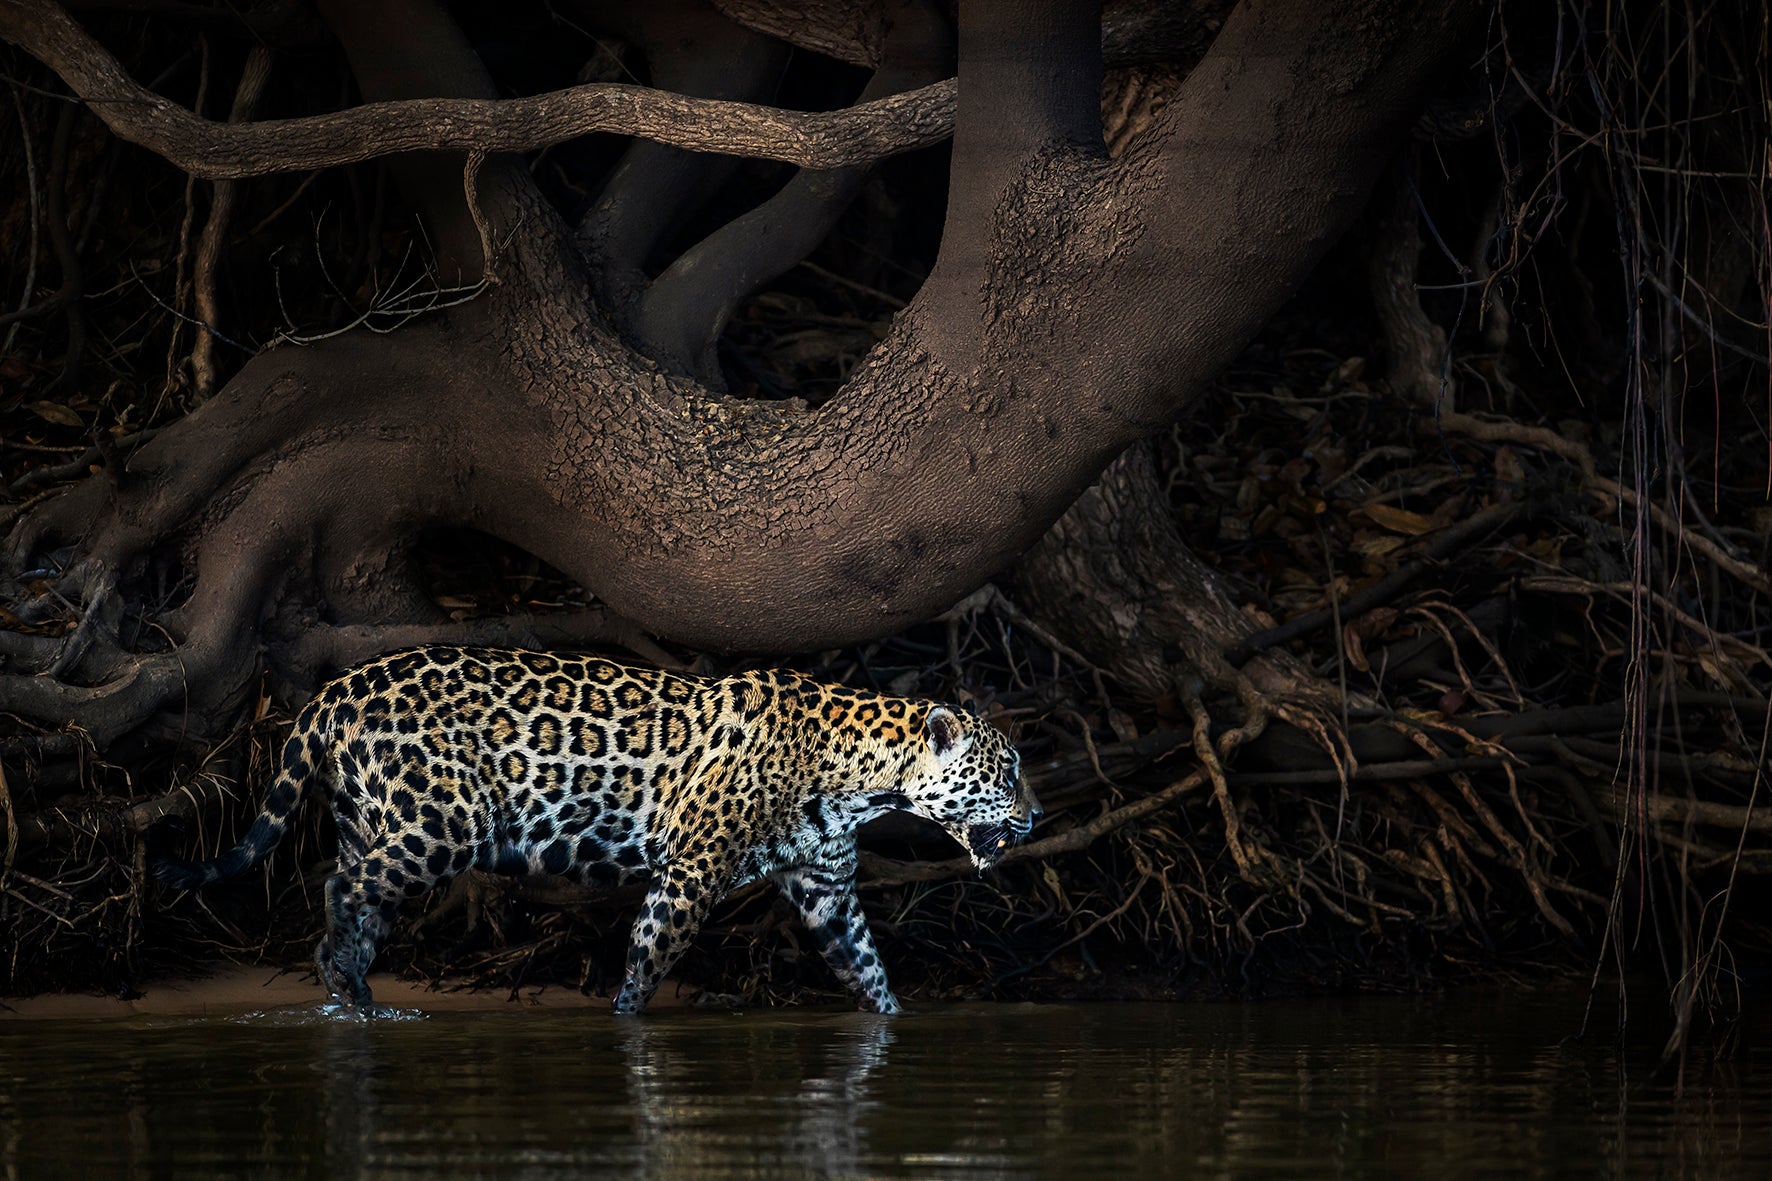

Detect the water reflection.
xmin=1 ymin=995 xmax=1769 ymax=1177
xmin=616 ymin=1014 xmax=896 ymax=1177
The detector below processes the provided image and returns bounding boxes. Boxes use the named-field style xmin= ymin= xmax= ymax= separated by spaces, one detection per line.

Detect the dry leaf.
xmin=1352 ymin=533 xmax=1406 ymax=558
xmin=26 ymin=401 xmax=82 ymax=428
xmin=1342 ymin=623 xmax=1370 ymax=672
xmin=1362 ymin=503 xmax=1437 ymax=536
xmin=1353 ymin=607 xmax=1400 ymax=638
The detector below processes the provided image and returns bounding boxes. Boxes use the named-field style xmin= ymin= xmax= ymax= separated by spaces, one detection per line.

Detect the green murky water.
xmin=3 ymin=993 xmax=1770 ymax=1177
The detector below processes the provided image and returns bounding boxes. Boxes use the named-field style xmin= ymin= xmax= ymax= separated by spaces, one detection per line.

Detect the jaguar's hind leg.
xmin=315 ymin=877 xmax=351 ymax=1002
xmin=320 ymin=866 xmax=404 ymax=1012
xmin=314 ymin=934 xmax=345 ymax=1001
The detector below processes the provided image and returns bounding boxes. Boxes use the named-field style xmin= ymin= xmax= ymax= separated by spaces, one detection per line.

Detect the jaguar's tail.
xmin=154 ymin=699 xmax=331 ymax=890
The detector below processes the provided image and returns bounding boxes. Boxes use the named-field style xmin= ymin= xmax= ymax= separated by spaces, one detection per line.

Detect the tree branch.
xmin=570 ymin=0 xmax=791 ymax=307
xmin=191 ymin=45 xmax=270 ymax=399
xmin=7 ymin=774 xmax=238 ymax=850
xmin=482 ymin=0 xmax=1482 ymax=651
xmin=0 ymin=0 xmax=958 ymax=179
xmin=635 ymin=0 xmax=952 ymax=385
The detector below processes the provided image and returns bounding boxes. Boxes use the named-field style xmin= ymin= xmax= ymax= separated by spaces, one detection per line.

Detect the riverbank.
xmin=0 ymin=963 xmax=698 ymax=1019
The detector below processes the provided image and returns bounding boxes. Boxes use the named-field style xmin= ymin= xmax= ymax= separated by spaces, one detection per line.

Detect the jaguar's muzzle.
xmin=965 ymin=821 xmax=1029 ymax=869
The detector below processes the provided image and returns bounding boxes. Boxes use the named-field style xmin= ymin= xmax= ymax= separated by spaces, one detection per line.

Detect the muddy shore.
xmin=0 ymin=965 xmax=697 ymax=1020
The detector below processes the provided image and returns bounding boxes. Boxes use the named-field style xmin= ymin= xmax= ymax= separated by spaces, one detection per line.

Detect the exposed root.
xmin=1184 ymin=678 xmax=1283 ymax=888
xmin=0 ymin=644 xmax=247 ymax=748
xmin=43 ymin=565 xmax=119 ymax=679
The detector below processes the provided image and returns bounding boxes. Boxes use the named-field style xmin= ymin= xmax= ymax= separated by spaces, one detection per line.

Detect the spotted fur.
xmin=155 ymin=647 xmax=1037 ymax=1014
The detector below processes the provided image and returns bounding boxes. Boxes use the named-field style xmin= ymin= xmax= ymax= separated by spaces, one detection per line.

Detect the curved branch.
xmin=861 ymin=768 xmax=1209 ymax=889
xmin=334 ymin=0 xmax=1477 ymax=654
xmin=635 ymin=0 xmax=952 ymax=384
xmin=5 ymin=774 xmax=238 ymax=854
xmin=0 ymin=0 xmax=958 ymax=178
xmin=191 ymin=45 xmax=271 ymax=399
xmin=571 ymin=0 xmax=792 ymax=305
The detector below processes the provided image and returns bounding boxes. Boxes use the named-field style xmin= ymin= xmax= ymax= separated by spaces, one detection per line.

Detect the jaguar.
xmin=154 ymin=647 xmax=1038 ymax=1014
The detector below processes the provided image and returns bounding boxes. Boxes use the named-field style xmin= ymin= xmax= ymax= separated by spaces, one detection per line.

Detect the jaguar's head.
xmin=899 ymin=706 xmax=1040 ymax=871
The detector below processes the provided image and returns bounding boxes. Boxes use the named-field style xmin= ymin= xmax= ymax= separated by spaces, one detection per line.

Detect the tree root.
xmin=7 ymin=771 xmax=239 ymax=851
xmin=1439 ymin=410 xmax=1772 ymax=599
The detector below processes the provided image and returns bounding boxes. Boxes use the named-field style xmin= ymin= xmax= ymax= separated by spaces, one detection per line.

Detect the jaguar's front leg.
xmin=772 ymin=858 xmax=900 ymax=1015
xmin=613 ymin=861 xmax=721 ymax=1015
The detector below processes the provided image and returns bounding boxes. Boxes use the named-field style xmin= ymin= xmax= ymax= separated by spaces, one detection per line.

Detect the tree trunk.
xmin=1014 ymin=442 xmax=1328 ymax=708
xmin=0 ymin=0 xmax=1477 ymax=746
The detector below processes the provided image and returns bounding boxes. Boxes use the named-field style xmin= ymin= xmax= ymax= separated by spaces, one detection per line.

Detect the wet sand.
xmin=0 ymin=964 xmax=697 ymax=1019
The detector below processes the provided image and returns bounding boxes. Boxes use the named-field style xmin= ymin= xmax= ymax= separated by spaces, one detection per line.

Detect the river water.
xmin=2 ymin=991 xmax=1769 ymax=1177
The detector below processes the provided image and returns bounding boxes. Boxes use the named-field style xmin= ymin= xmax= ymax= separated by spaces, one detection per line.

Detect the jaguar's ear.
xmin=927 ymin=707 xmax=969 ymax=758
